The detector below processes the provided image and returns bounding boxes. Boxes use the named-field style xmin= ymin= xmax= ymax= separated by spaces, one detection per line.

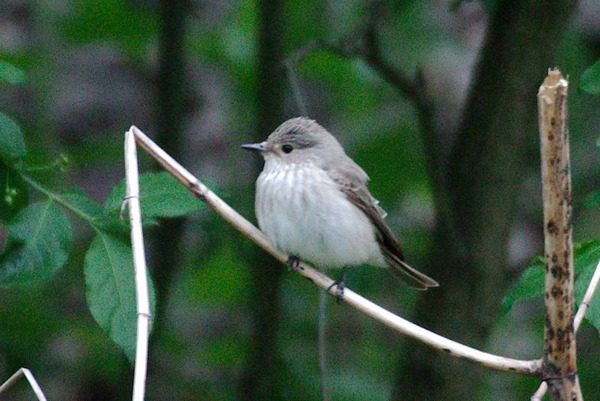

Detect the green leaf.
xmin=0 ymin=112 xmax=27 ymax=162
xmin=60 ymin=190 xmax=103 ymax=221
xmin=0 ymin=202 xmax=72 ymax=286
xmin=104 ymin=171 xmax=203 ymax=218
xmin=84 ymin=231 xmax=156 ymax=362
xmin=572 ymin=241 xmax=600 ymax=333
xmin=0 ymin=60 xmax=26 ymax=84
xmin=0 ymin=164 xmax=28 ymax=221
xmin=502 ymin=241 xmax=600 ymax=334
xmin=581 ymin=60 xmax=600 ymax=95
xmin=502 ymin=257 xmax=545 ymax=313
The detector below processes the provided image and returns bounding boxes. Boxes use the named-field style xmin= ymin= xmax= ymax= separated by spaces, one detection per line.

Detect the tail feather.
xmin=381 ymin=248 xmax=439 ymax=290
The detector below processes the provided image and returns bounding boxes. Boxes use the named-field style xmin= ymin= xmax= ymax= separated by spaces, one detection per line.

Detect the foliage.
xmin=581 ymin=59 xmax=600 ymax=95
xmin=1 ymin=1 xmax=600 ymax=400
xmin=0 ymin=112 xmax=26 ymax=162
xmin=503 ymin=136 xmax=600 ymax=334
xmin=502 ymin=241 xmax=600 ymax=333
xmin=0 ymin=71 xmax=203 ymax=362
xmin=0 ymin=202 xmax=72 ymax=286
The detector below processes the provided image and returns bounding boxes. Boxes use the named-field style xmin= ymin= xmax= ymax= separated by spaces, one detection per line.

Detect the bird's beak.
xmin=241 ymin=142 xmax=266 ymax=152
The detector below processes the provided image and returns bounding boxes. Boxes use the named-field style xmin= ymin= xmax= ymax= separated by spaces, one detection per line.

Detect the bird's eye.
xmin=282 ymin=144 xmax=293 ymax=154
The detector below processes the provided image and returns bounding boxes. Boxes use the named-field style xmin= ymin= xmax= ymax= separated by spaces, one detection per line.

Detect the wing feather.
xmin=328 ymin=165 xmax=438 ymax=290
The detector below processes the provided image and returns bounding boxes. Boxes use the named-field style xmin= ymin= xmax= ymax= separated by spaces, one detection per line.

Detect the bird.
xmin=242 ymin=117 xmax=438 ymax=295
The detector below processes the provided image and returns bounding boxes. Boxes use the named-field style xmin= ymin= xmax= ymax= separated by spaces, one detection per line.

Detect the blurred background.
xmin=0 ymin=0 xmax=599 ymax=400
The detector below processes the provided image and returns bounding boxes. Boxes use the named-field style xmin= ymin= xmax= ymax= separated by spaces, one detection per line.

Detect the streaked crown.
xmin=261 ymin=117 xmax=345 ymax=166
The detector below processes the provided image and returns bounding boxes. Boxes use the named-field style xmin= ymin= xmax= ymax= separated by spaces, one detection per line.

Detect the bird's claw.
xmin=286 ymin=255 xmax=303 ymax=271
xmin=327 ymin=280 xmax=345 ymax=301
xmin=327 ymin=267 xmax=347 ymax=301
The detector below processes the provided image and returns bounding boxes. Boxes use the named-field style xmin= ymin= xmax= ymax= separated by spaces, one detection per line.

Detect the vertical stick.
xmin=125 ymin=128 xmax=152 ymax=401
xmin=537 ymin=69 xmax=582 ymax=401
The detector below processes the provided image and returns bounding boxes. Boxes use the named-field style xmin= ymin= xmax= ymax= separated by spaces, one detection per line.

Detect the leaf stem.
xmin=19 ymin=173 xmax=97 ymax=223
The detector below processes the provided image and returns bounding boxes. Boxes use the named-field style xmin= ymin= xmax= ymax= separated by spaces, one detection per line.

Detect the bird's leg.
xmin=286 ymin=255 xmax=303 ymax=271
xmin=327 ymin=267 xmax=347 ymax=300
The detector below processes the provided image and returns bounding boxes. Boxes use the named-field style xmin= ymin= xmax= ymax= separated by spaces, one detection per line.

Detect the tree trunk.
xmin=151 ymin=0 xmax=190 ymax=339
xmin=239 ymin=0 xmax=287 ymax=399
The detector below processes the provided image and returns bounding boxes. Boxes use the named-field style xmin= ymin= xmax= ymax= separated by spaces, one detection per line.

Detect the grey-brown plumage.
xmin=242 ymin=117 xmax=438 ymax=290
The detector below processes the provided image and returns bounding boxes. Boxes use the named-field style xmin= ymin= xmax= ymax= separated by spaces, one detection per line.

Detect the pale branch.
xmin=123 ymin=129 xmax=152 ymax=401
xmin=574 ymin=257 xmax=600 ymax=329
xmin=532 ymin=255 xmax=600 ymax=400
xmin=537 ymin=69 xmax=582 ymax=401
xmin=531 ymin=383 xmax=549 ymax=401
xmin=0 ymin=368 xmax=47 ymax=401
xmin=130 ymin=125 xmax=542 ymax=376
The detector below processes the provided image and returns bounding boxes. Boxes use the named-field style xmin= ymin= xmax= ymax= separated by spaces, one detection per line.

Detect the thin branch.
xmin=124 ymin=128 xmax=152 ymax=401
xmin=284 ymin=3 xmax=419 ymax=104
xmin=531 ymin=382 xmax=549 ymax=401
xmin=284 ymin=58 xmax=309 ymax=117
xmin=0 ymin=368 xmax=47 ymax=401
xmin=130 ymin=125 xmax=543 ymax=377
xmin=574 ymin=257 xmax=600 ymax=329
xmin=360 ymin=11 xmax=419 ymax=100
xmin=537 ymin=69 xmax=582 ymax=401
xmin=317 ymin=280 xmax=329 ymax=401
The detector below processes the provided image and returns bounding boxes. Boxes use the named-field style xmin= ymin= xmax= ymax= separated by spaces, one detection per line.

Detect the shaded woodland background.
xmin=1 ymin=0 xmax=600 ymax=400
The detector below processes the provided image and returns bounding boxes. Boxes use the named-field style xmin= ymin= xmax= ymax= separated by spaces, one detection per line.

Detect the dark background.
xmin=0 ymin=0 xmax=599 ymax=400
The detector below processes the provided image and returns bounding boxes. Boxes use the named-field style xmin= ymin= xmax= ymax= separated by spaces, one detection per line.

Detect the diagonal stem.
xmin=130 ymin=125 xmax=543 ymax=377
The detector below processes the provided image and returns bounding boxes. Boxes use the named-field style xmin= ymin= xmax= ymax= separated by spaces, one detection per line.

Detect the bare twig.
xmin=129 ymin=125 xmax=543 ymax=376
xmin=317 ymin=277 xmax=329 ymax=401
xmin=124 ymin=128 xmax=152 ymax=401
xmin=574 ymin=258 xmax=600 ymax=329
xmin=537 ymin=69 xmax=582 ymax=401
xmin=0 ymin=368 xmax=47 ymax=401
xmin=284 ymin=58 xmax=309 ymax=117
xmin=531 ymin=382 xmax=549 ymax=401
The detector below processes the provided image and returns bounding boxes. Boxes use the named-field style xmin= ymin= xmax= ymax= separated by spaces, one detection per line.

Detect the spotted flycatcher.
xmin=242 ymin=117 xmax=438 ymax=293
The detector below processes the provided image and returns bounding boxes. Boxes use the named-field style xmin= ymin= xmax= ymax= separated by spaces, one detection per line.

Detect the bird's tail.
xmin=381 ymin=248 xmax=439 ymax=290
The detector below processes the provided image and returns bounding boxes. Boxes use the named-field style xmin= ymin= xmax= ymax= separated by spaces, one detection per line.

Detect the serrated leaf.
xmin=581 ymin=59 xmax=600 ymax=95
xmin=60 ymin=190 xmax=103 ymax=221
xmin=0 ymin=202 xmax=72 ymax=286
xmin=0 ymin=112 xmax=27 ymax=162
xmin=502 ymin=241 xmax=600 ymax=334
xmin=572 ymin=241 xmax=600 ymax=333
xmin=0 ymin=164 xmax=28 ymax=221
xmin=104 ymin=171 xmax=203 ymax=218
xmin=0 ymin=60 xmax=26 ymax=84
xmin=84 ymin=231 xmax=156 ymax=362
xmin=502 ymin=257 xmax=545 ymax=314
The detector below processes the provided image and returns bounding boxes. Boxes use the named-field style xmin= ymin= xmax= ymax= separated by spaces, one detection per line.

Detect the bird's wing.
xmin=328 ymin=165 xmax=439 ymax=290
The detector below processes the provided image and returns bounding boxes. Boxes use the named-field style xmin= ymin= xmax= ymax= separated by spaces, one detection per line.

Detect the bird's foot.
xmin=286 ymin=255 xmax=303 ymax=271
xmin=327 ymin=267 xmax=347 ymax=301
